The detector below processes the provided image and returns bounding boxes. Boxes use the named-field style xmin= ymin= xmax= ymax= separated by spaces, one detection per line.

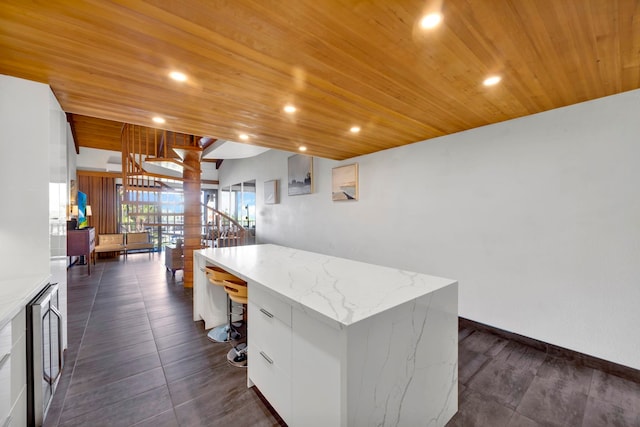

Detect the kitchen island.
xmin=194 ymin=244 xmax=458 ymax=427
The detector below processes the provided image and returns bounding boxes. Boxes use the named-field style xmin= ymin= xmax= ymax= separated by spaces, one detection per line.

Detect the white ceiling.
xmin=79 ymin=139 xmax=268 ymax=173
xmin=202 ymin=140 xmax=270 ymax=160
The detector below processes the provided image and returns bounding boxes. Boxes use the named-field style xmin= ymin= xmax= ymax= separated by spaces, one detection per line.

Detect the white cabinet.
xmin=0 ymin=76 xmax=51 ymax=277
xmin=1 ymin=307 xmax=26 ymax=427
xmin=193 ymin=253 xmax=207 ymax=323
xmin=10 ymin=308 xmax=26 ymax=425
xmin=248 ymin=300 xmax=291 ymax=370
xmin=248 ymin=284 xmax=292 ymax=421
xmin=7 ymin=388 xmax=26 ymax=427
xmin=0 ymin=321 xmax=11 ymax=424
xmin=250 ymin=339 xmax=291 ymax=421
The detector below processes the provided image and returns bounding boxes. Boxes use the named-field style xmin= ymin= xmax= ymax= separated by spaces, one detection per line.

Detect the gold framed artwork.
xmin=288 ymin=154 xmax=313 ymax=196
xmin=332 ymin=163 xmax=358 ymax=201
xmin=264 ymin=179 xmax=279 ymax=204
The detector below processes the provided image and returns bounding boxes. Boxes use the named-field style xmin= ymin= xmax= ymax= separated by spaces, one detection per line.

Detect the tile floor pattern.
xmin=44 ymin=254 xmax=283 ymax=427
xmin=45 ymin=254 xmax=640 ymax=427
xmin=448 ymin=329 xmax=640 ymax=426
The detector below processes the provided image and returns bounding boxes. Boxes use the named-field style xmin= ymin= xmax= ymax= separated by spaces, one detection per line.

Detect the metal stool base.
xmin=207 ymin=324 xmax=241 ymax=343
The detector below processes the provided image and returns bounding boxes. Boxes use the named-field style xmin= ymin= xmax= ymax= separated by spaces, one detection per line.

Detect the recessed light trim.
xmin=420 ymin=13 xmax=442 ymax=29
xmin=350 ymin=126 xmax=361 ymax=134
xmin=239 ymin=134 xmax=249 ymax=141
xmin=483 ymin=75 xmax=502 ymax=86
xmin=298 ymin=146 xmax=307 ymax=152
xmin=152 ymin=116 xmax=166 ymax=124
xmin=284 ymin=105 xmax=297 ymax=114
xmin=169 ymin=71 xmax=187 ymax=82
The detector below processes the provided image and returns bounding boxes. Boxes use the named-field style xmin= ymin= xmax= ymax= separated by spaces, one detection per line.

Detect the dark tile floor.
xmin=44 ymin=254 xmax=282 ymax=427
xmin=45 ymin=254 xmax=640 ymax=427
xmin=449 ymin=325 xmax=640 ymax=426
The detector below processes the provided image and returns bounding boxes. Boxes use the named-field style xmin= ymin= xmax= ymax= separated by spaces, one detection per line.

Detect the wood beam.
xmin=182 ymin=150 xmax=201 ymax=288
xmin=77 ymin=170 xmax=122 ymax=178
xmin=66 ymin=113 xmax=80 ymax=154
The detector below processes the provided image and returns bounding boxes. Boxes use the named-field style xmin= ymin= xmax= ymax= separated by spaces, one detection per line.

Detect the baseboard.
xmin=459 ymin=317 xmax=640 ymax=384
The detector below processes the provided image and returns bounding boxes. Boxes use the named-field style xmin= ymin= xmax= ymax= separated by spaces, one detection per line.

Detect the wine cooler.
xmin=26 ymin=283 xmax=63 ymax=427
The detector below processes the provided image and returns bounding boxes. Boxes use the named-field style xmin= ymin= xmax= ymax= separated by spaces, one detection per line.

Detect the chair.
xmin=223 ymin=278 xmax=248 ymax=367
xmin=164 ymin=241 xmax=184 ymax=277
xmin=223 ymin=278 xmax=248 ymax=304
xmin=205 ymin=267 xmax=243 ymax=343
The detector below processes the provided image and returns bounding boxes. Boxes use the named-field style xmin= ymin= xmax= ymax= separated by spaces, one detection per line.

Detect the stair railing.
xmin=201 ymin=203 xmax=249 ymax=248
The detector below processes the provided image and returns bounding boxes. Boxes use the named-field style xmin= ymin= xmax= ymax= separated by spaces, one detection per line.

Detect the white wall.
xmin=0 ymin=75 xmax=51 ymax=278
xmin=76 ymin=146 xmax=121 ymax=172
xmin=48 ymin=90 xmax=71 ymax=350
xmin=220 ymin=89 xmax=640 ymax=370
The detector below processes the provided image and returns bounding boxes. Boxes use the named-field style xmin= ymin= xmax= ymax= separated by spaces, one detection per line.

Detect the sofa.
xmin=94 ymin=232 xmax=155 ymax=258
xmin=126 ymin=232 xmax=154 ymax=257
xmin=94 ymin=233 xmax=126 ymax=256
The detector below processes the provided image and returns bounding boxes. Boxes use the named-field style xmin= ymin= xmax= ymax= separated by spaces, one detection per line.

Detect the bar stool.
xmin=205 ymin=266 xmax=242 ymax=343
xmin=223 ymin=278 xmax=248 ymax=367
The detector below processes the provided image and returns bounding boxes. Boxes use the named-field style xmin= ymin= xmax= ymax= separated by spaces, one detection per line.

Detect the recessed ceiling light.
xmin=420 ymin=13 xmax=442 ymax=29
xmin=284 ymin=105 xmax=297 ymax=114
xmin=350 ymin=126 xmax=361 ymax=134
xmin=299 ymin=146 xmax=307 ymax=152
xmin=483 ymin=75 xmax=502 ymax=86
xmin=169 ymin=71 xmax=187 ymax=82
xmin=239 ymin=134 xmax=249 ymax=141
xmin=152 ymin=116 xmax=166 ymax=124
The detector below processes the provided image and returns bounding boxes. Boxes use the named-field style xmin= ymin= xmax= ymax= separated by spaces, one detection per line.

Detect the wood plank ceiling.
xmin=1 ymin=1 xmax=639 ymax=160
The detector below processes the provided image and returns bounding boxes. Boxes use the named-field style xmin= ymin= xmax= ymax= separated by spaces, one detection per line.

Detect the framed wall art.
xmin=288 ymin=154 xmax=313 ymax=196
xmin=332 ymin=163 xmax=358 ymax=201
xmin=264 ymin=179 xmax=279 ymax=204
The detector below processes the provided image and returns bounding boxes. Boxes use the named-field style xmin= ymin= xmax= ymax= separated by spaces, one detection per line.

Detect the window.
xmin=118 ymin=185 xmax=186 ymax=248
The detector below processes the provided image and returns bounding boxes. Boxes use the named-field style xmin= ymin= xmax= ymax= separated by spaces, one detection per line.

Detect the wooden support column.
xmin=183 ymin=151 xmax=201 ymax=288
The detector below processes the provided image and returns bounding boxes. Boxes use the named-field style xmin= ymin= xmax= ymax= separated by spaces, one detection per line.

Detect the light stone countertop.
xmin=196 ymin=244 xmax=457 ymax=328
xmin=0 ymin=274 xmax=51 ymax=330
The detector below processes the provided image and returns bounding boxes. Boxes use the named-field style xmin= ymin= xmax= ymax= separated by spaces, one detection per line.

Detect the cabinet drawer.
xmin=0 ymin=322 xmax=9 ymax=356
xmin=249 ymin=284 xmax=291 ymax=327
xmin=249 ymin=341 xmax=291 ymax=423
xmin=10 ymin=308 xmax=25 ymax=347
xmin=0 ymin=368 xmax=10 ymax=422
xmin=248 ymin=302 xmax=291 ymax=371
xmin=10 ymin=332 xmax=25 ymax=405
xmin=0 ymin=320 xmax=10 ymax=420
xmin=7 ymin=386 xmax=26 ymax=427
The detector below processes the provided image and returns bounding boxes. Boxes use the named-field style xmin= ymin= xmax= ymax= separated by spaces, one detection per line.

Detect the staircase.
xmin=121 ymin=123 xmax=201 ymax=189
xmin=120 ymin=123 xmax=249 ymax=254
xmin=201 ymin=203 xmax=249 ymax=248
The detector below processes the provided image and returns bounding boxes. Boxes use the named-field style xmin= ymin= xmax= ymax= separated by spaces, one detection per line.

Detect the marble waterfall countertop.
xmin=0 ymin=273 xmax=51 ymax=329
xmin=197 ymin=244 xmax=457 ymax=328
